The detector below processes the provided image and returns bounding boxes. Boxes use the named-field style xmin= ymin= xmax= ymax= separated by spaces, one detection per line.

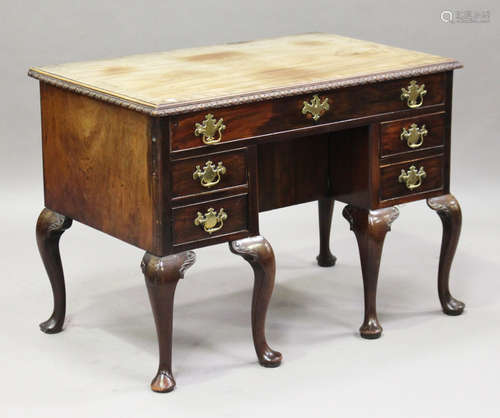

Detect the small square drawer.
xmin=380 ymin=111 xmax=446 ymax=158
xmin=380 ymin=155 xmax=444 ymax=202
xmin=172 ymin=194 xmax=249 ymax=245
xmin=171 ymin=149 xmax=247 ymax=198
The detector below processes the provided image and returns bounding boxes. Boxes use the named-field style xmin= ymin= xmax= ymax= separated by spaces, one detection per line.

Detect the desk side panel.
xmin=40 ymin=83 xmax=155 ymax=251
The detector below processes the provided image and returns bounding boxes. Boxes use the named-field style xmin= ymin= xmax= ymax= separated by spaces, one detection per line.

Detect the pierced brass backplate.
xmin=398 ymin=165 xmax=427 ymax=190
xmin=193 ymin=160 xmax=227 ymax=188
xmin=194 ymin=114 xmax=226 ymax=145
xmin=302 ymin=95 xmax=330 ymax=121
xmin=400 ymin=80 xmax=427 ymax=108
xmin=400 ymin=123 xmax=428 ymax=148
xmin=194 ymin=208 xmax=228 ymax=234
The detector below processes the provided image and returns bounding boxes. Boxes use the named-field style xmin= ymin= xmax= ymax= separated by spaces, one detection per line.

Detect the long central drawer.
xmin=170 ymin=73 xmax=446 ymax=152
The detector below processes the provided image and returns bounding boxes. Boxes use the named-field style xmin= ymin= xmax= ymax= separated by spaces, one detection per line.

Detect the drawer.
xmin=172 ymin=194 xmax=249 ymax=245
xmin=170 ymin=73 xmax=446 ymax=151
xmin=171 ymin=149 xmax=247 ymax=198
xmin=380 ymin=155 xmax=444 ymax=202
xmin=380 ymin=111 xmax=446 ymax=157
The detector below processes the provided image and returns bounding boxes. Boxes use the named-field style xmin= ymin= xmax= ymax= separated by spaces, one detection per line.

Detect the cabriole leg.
xmin=229 ymin=236 xmax=282 ymax=367
xmin=141 ymin=251 xmax=196 ymax=393
xmin=343 ymin=205 xmax=399 ymax=339
xmin=427 ymin=194 xmax=465 ymax=315
xmin=36 ymin=208 xmax=73 ymax=334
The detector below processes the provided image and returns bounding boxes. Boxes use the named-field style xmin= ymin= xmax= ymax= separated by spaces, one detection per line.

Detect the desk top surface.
xmin=29 ymin=33 xmax=461 ymax=116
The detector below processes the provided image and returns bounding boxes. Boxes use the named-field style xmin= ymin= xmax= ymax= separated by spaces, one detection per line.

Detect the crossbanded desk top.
xmin=28 ymin=33 xmax=461 ymax=116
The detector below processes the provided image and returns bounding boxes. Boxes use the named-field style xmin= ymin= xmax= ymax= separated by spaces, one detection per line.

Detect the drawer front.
xmin=380 ymin=112 xmax=446 ymax=157
xmin=170 ymin=73 xmax=446 ymax=151
xmin=380 ymin=155 xmax=444 ymax=201
xmin=172 ymin=194 xmax=248 ymax=245
xmin=171 ymin=149 xmax=247 ymax=198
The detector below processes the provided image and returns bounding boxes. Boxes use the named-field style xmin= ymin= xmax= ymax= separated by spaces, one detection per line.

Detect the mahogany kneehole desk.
xmin=29 ymin=33 xmax=465 ymax=393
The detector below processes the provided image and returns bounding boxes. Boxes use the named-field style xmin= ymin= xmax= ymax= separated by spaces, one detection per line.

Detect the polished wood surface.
xmin=172 ymin=194 xmax=249 ymax=245
xmin=380 ymin=111 xmax=446 ymax=157
xmin=36 ymin=208 xmax=73 ymax=334
xmin=258 ymin=135 xmax=330 ymax=211
xmin=427 ymin=194 xmax=465 ymax=315
xmin=379 ymin=155 xmax=444 ymax=201
xmin=170 ymin=73 xmax=445 ymax=152
xmin=141 ymin=251 xmax=196 ymax=393
xmin=229 ymin=236 xmax=282 ymax=367
xmin=342 ymin=205 xmax=399 ymax=339
xmin=330 ymin=126 xmax=372 ymax=208
xmin=40 ymin=83 xmax=155 ymax=251
xmin=171 ymin=148 xmax=247 ymax=198
xmin=29 ymin=33 xmax=459 ymax=113
xmin=317 ymin=198 xmax=337 ymax=267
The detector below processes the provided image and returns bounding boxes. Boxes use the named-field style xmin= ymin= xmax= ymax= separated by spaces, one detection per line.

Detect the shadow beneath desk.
xmin=58 ymin=217 xmax=500 ymax=389
xmin=63 ymin=240 xmax=491 ymax=388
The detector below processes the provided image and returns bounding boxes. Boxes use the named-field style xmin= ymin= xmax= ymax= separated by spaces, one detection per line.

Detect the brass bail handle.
xmin=302 ymin=95 xmax=330 ymax=121
xmin=401 ymin=80 xmax=427 ymax=108
xmin=194 ymin=208 xmax=228 ymax=234
xmin=398 ymin=165 xmax=427 ymax=190
xmin=194 ymin=114 xmax=226 ymax=145
xmin=400 ymin=123 xmax=428 ymax=149
xmin=193 ymin=160 xmax=227 ymax=188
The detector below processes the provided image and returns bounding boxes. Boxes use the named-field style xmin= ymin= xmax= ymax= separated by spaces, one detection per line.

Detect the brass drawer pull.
xmin=398 ymin=165 xmax=427 ymax=190
xmin=302 ymin=95 xmax=330 ymax=121
xmin=193 ymin=160 xmax=226 ymax=188
xmin=400 ymin=123 xmax=428 ymax=148
xmin=401 ymin=80 xmax=427 ymax=108
xmin=194 ymin=208 xmax=228 ymax=234
xmin=194 ymin=114 xmax=226 ymax=145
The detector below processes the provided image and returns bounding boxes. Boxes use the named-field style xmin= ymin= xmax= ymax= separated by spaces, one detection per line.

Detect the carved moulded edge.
xmin=28 ymin=60 xmax=462 ymax=117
